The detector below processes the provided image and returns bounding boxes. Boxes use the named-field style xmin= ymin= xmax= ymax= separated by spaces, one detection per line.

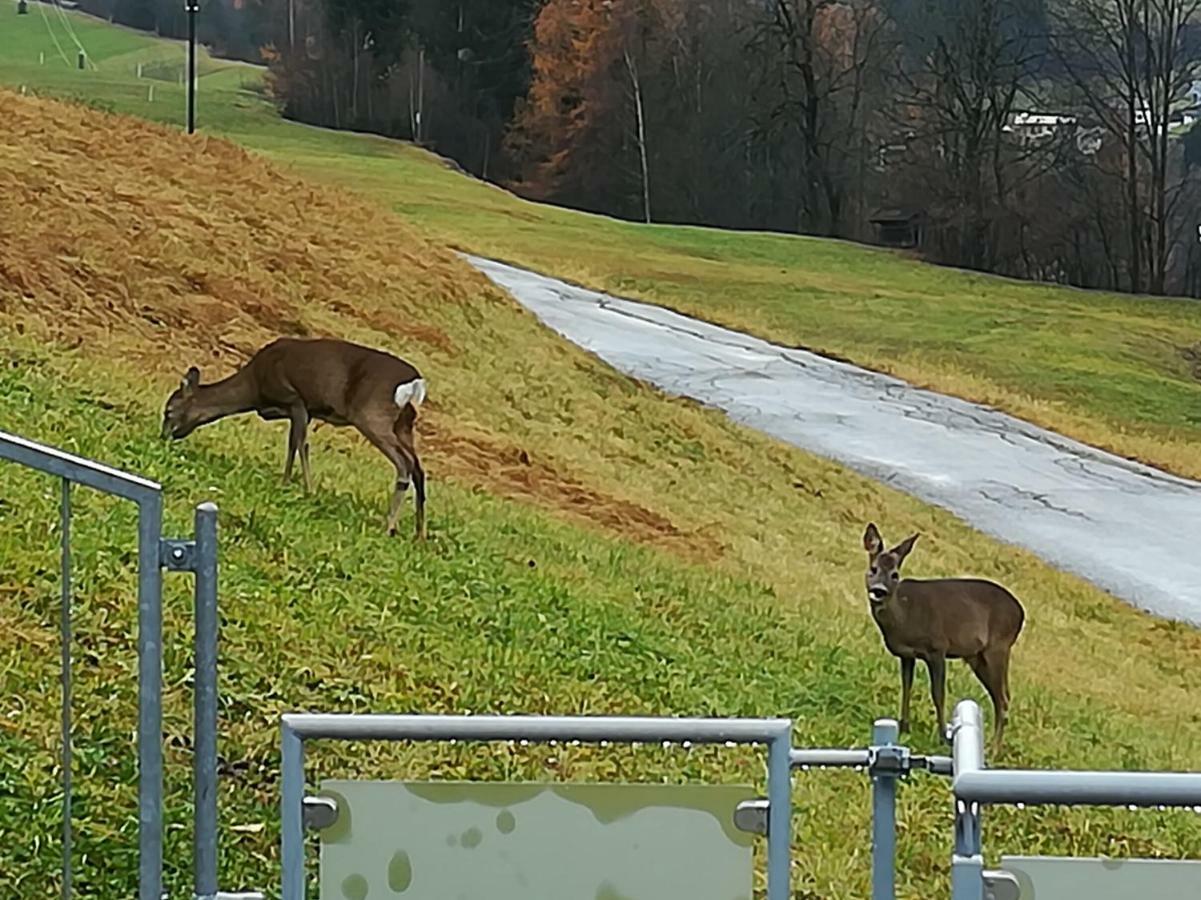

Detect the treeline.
xmin=90 ymin=0 xmax=1201 ymax=297
xmin=76 ymin=0 xmax=271 ymax=62
xmin=261 ymin=0 xmax=537 ymax=183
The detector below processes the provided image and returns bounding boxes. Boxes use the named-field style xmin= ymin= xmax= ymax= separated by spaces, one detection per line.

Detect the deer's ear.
xmin=182 ymin=367 xmax=200 ymax=392
xmin=863 ymin=523 xmax=883 ymax=555
xmin=891 ymin=533 xmax=920 ymax=563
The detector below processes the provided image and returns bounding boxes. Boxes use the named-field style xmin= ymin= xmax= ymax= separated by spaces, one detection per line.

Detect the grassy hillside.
xmin=4 ymin=88 xmax=1201 ymax=897
xmin=5 ymin=9 xmax=1201 ymax=482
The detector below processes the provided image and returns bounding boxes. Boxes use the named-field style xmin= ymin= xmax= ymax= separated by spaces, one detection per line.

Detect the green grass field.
xmin=7 ymin=10 xmax=1201 ymax=482
xmin=3 ymin=11 xmax=1201 ymax=899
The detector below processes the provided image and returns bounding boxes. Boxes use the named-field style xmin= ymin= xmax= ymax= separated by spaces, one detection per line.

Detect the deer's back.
xmin=878 ymin=578 xmax=1025 ymax=658
xmin=249 ymin=338 xmax=420 ymax=419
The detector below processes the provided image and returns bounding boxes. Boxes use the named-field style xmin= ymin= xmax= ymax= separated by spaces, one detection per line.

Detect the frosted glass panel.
xmin=318 ymin=780 xmax=755 ymax=900
xmin=1001 ymin=856 xmax=1201 ymax=899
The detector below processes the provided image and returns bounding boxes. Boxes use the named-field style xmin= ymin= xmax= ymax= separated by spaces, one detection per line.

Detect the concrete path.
xmin=469 ymin=256 xmax=1201 ymax=625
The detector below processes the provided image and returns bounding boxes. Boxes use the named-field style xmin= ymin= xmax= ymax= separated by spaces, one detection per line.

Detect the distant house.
xmin=1076 ymin=127 xmax=1105 ymax=155
xmin=869 ymin=208 xmax=928 ymax=249
xmin=1005 ymin=112 xmax=1077 ymax=145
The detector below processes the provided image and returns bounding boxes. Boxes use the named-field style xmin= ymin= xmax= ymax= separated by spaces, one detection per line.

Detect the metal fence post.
xmin=137 ymin=494 xmax=165 ymax=900
xmin=950 ymin=798 xmax=984 ymax=900
xmin=60 ymin=480 xmax=73 ymax=900
xmin=950 ymin=701 xmax=984 ymax=900
xmin=281 ymin=723 xmax=306 ymax=900
xmin=870 ymin=719 xmax=900 ymax=900
xmin=194 ymin=503 xmax=219 ymax=900
xmin=1 ymin=431 xmax=167 ymax=899
xmin=766 ymin=729 xmax=793 ymax=900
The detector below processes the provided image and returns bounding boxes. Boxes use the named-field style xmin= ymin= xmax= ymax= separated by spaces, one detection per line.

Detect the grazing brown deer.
xmin=861 ymin=523 xmax=1025 ymax=751
xmin=161 ymin=337 xmax=428 ymax=538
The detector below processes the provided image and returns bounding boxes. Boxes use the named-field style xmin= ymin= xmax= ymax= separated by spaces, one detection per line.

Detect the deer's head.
xmin=862 ymin=523 xmax=919 ymax=604
xmin=161 ymin=367 xmax=203 ymax=440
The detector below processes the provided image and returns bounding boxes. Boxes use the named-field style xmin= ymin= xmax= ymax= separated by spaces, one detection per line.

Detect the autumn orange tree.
xmin=508 ymin=0 xmax=689 ymax=222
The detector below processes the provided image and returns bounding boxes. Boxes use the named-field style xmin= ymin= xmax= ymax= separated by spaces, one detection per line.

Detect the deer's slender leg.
xmin=394 ymin=412 xmax=426 ymax=540
xmin=353 ymin=417 xmax=414 ymax=537
xmin=982 ymin=646 xmax=1012 ymax=752
xmin=300 ymin=440 xmax=313 ymax=493
xmin=409 ymin=455 xmax=426 ymax=540
xmin=386 ymin=479 xmax=409 ymax=536
xmin=899 ymin=657 xmax=915 ymax=734
xmin=967 ymin=653 xmax=1004 ymax=744
xmin=285 ymin=405 xmax=310 ymax=492
xmin=926 ymin=653 xmax=947 ymax=742
xmin=283 ymin=435 xmax=296 ymax=484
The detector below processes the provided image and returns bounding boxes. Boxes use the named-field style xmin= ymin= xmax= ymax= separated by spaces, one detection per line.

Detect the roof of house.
xmin=869 ymin=207 xmax=927 ymax=224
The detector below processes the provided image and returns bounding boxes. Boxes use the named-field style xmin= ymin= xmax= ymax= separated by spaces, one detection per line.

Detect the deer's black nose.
xmin=868 ymin=586 xmax=889 ymax=601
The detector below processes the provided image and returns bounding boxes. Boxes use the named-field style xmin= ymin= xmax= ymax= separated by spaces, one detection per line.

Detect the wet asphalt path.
xmin=470 ymin=255 xmax=1201 ymax=624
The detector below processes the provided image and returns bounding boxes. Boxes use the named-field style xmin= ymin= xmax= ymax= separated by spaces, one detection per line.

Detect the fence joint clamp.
xmin=869 ymin=744 xmax=911 ymax=777
xmin=160 ymin=538 xmax=197 ymax=572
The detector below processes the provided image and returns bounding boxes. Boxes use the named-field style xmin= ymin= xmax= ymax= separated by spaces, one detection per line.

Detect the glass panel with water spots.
xmin=317 ymin=780 xmax=755 ymax=900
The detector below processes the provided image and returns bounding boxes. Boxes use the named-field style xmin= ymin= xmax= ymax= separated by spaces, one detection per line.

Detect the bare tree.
xmin=624 ymin=49 xmax=653 ymax=222
xmin=748 ymin=0 xmax=895 ymax=236
xmin=890 ymin=0 xmax=1046 ymax=270
xmin=1052 ymin=0 xmax=1201 ymax=294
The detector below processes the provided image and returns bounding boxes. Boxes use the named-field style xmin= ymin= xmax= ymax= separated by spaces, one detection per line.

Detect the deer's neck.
xmin=872 ymin=584 xmax=922 ymax=633
xmin=192 ymin=369 xmax=259 ymax=427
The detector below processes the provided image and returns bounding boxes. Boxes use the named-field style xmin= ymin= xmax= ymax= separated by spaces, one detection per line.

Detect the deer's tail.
xmin=393 ymin=377 xmax=427 ymax=410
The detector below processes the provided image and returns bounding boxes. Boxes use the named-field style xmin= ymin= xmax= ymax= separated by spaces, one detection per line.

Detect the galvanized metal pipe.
xmin=60 ymin=479 xmax=72 ymax=900
xmin=951 ymin=699 xmax=1201 ymax=807
xmin=0 ymin=432 xmax=165 ymax=900
xmin=956 ymin=769 xmax=1201 ymax=807
xmin=950 ymin=798 xmax=984 ymax=900
xmin=281 ymin=714 xmax=792 ymax=745
xmin=951 ymin=700 xmax=984 ymax=776
xmin=870 ymin=720 xmax=899 ymax=900
xmin=0 ymin=431 xmax=161 ymax=502
xmin=279 ymin=715 xmax=793 ymax=900
xmin=789 ymin=748 xmax=871 ymax=769
xmin=280 ymin=724 xmax=305 ymax=900
xmin=194 ymin=503 xmax=219 ymax=900
xmin=137 ymin=494 xmax=164 ymax=900
xmin=766 ymin=734 xmax=792 ymax=900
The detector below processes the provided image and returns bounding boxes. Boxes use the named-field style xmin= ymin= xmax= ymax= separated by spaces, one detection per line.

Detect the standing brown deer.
xmin=161 ymin=337 xmax=428 ymax=538
xmin=861 ymin=523 xmax=1025 ymax=751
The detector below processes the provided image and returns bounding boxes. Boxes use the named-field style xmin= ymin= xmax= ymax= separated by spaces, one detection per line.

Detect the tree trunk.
xmin=625 ymin=49 xmax=653 ymax=224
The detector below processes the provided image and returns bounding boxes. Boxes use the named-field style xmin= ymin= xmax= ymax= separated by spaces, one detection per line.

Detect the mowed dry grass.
xmin=2 ymin=90 xmax=1201 ymax=895
xmin=0 ymin=93 xmax=705 ymax=555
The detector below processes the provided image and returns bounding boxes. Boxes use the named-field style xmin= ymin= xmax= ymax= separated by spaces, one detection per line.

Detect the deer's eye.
xmin=891 ymin=572 xmax=899 ymax=580
xmin=869 ymin=567 xmax=878 ymax=576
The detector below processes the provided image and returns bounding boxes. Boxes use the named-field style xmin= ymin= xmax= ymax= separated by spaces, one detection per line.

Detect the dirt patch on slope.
xmin=0 ymin=91 xmax=708 ymax=557
xmin=422 ymin=420 xmax=723 ymax=558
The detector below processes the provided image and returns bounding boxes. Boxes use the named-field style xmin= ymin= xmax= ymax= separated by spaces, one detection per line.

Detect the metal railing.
xmin=790 ymin=719 xmax=951 ymax=900
xmin=948 ymin=699 xmax=1201 ymax=900
xmin=279 ymin=713 xmax=794 ymax=900
xmin=0 ymin=430 xmax=225 ymax=900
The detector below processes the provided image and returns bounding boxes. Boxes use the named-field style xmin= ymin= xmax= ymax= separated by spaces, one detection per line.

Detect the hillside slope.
xmin=5 ymin=11 xmax=1201 ymax=485
xmin=2 ymin=91 xmax=1201 ymax=896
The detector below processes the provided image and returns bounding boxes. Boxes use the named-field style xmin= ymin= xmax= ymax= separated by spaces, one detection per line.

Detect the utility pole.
xmin=185 ymin=0 xmax=199 ymax=133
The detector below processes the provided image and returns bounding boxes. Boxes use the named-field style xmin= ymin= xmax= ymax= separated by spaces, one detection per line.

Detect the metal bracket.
xmin=869 ymin=744 xmax=911 ymax=777
xmin=913 ymin=754 xmax=954 ymax=776
xmin=303 ymin=795 xmax=339 ymax=831
xmin=982 ymin=869 xmax=1021 ymax=900
xmin=160 ymin=538 xmax=197 ymax=572
xmin=733 ymin=797 xmax=770 ymax=837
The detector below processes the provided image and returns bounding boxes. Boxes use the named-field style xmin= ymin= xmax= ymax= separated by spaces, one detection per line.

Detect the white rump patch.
xmin=393 ymin=377 xmax=427 ymax=409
